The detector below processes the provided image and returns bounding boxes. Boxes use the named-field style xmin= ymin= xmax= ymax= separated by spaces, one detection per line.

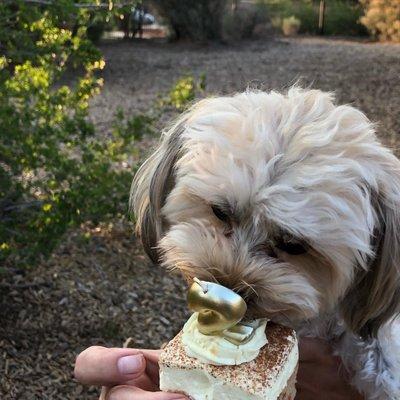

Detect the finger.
xmin=299 ymin=337 xmax=331 ymax=361
xmin=141 ymin=349 xmax=162 ymax=364
xmin=142 ymin=350 xmax=163 ymax=384
xmin=126 ymin=372 xmax=159 ymax=392
xmin=298 ymin=337 xmax=339 ymax=366
xmin=296 ymin=362 xmax=326 ymax=393
xmin=297 ymin=361 xmax=357 ymax=395
xmin=107 ymin=385 xmax=188 ymax=400
xmin=75 ymin=346 xmax=146 ymax=386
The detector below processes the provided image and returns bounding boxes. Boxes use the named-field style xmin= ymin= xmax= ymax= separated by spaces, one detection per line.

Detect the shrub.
xmin=360 ymin=0 xmax=400 ymax=42
xmin=87 ymin=16 xmax=107 ymax=42
xmin=325 ymin=0 xmax=367 ymax=36
xmin=0 ymin=1 xmax=149 ymax=268
xmin=282 ymin=16 xmax=301 ymax=36
xmin=0 ymin=1 xmax=207 ymax=269
xmin=262 ymin=0 xmax=367 ymax=36
xmin=160 ymin=75 xmax=206 ymax=110
xmin=271 ymin=16 xmax=283 ymax=29
xmin=223 ymin=7 xmax=263 ymax=40
xmin=262 ymin=0 xmax=316 ymax=33
xmin=151 ymin=0 xmax=228 ymax=41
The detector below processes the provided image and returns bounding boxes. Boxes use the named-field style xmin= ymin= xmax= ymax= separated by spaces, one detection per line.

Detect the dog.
xmin=131 ymin=87 xmax=400 ymax=399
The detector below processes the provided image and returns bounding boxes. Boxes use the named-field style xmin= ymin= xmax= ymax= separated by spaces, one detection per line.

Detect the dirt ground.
xmin=92 ymin=36 xmax=400 ymax=149
xmin=1 ymin=36 xmax=399 ymax=399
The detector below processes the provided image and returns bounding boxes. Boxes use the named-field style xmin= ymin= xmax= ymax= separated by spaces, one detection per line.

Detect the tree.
xmin=151 ymin=0 xmax=227 ymax=41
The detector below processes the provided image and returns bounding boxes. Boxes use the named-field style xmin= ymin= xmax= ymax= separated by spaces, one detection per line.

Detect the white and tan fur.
xmin=131 ymin=88 xmax=400 ymax=399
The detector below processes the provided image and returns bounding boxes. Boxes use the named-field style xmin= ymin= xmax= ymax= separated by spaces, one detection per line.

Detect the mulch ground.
xmin=1 ymin=35 xmax=399 ymax=399
xmin=0 ymin=221 xmax=189 ymax=399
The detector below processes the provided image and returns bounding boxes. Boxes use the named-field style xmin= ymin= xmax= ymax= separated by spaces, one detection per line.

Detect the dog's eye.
xmin=211 ymin=205 xmax=229 ymax=222
xmin=275 ymin=238 xmax=308 ymax=255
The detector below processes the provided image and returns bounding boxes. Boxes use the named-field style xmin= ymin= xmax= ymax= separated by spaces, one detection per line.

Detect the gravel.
xmin=1 ymin=36 xmax=399 ymax=399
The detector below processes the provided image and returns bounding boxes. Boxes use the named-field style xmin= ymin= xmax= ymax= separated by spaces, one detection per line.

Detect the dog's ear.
xmin=341 ymin=155 xmax=400 ymax=338
xmin=130 ymin=120 xmax=185 ymax=263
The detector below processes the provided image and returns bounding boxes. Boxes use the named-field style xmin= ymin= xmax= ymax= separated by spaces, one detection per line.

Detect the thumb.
xmin=75 ymin=346 xmax=146 ymax=386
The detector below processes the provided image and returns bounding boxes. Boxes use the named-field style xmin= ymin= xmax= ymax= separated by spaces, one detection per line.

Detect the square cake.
xmin=159 ymin=322 xmax=298 ymax=400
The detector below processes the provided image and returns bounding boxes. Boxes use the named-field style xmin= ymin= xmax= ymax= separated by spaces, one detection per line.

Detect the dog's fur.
xmin=131 ymin=88 xmax=400 ymax=399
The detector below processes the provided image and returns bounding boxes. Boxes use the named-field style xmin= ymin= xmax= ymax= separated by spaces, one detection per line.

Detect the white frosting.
xmin=181 ymin=313 xmax=268 ymax=365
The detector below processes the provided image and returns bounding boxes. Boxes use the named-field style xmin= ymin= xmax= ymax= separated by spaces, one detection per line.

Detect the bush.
xmin=0 ymin=1 xmax=150 ymax=268
xmin=0 ymin=1 xmax=207 ymax=270
xmin=223 ymin=7 xmax=261 ymax=40
xmin=325 ymin=0 xmax=367 ymax=36
xmin=262 ymin=0 xmax=316 ymax=33
xmin=360 ymin=0 xmax=400 ymax=42
xmin=87 ymin=17 xmax=107 ymax=42
xmin=282 ymin=15 xmax=301 ymax=35
xmin=0 ymin=0 xmax=204 ymax=269
xmin=151 ymin=0 xmax=228 ymax=41
xmin=161 ymin=75 xmax=206 ymax=110
xmin=262 ymin=0 xmax=367 ymax=36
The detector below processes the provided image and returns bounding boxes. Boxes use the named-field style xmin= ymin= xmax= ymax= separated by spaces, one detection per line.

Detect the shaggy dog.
xmin=131 ymin=88 xmax=400 ymax=399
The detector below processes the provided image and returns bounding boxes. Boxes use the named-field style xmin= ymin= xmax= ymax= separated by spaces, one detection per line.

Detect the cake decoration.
xmin=182 ymin=278 xmax=268 ymax=365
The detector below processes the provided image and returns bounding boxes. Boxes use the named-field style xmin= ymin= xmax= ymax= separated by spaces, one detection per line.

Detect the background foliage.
xmin=360 ymin=0 xmax=400 ymax=42
xmin=0 ymin=0 xmax=146 ymax=268
xmin=263 ymin=0 xmax=367 ymax=36
xmin=0 ymin=0 xmax=208 ymax=270
xmin=151 ymin=0 xmax=227 ymax=41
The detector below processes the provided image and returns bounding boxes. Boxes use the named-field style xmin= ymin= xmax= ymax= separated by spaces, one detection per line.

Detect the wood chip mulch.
xmin=0 ymin=221 xmax=189 ymax=399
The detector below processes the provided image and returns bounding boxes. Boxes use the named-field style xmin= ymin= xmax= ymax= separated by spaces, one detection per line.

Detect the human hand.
xmin=74 ymin=346 xmax=188 ymax=400
xmin=296 ymin=337 xmax=364 ymax=400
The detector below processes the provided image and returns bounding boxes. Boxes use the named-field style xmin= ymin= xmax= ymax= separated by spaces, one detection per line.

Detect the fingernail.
xmin=117 ymin=354 xmax=144 ymax=375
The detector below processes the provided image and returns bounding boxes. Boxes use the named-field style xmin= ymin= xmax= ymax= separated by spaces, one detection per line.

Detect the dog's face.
xmin=132 ymin=88 xmax=400 ymax=337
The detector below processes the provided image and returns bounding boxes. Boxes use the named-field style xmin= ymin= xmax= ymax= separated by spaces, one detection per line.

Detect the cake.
xmin=159 ymin=278 xmax=299 ymax=400
xmin=159 ymin=322 xmax=298 ymax=400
